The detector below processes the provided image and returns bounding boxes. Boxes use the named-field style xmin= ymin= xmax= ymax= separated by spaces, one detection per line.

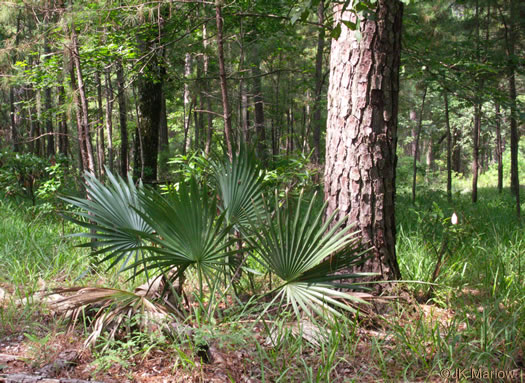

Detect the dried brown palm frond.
xmin=50 ymin=286 xmax=174 ymax=349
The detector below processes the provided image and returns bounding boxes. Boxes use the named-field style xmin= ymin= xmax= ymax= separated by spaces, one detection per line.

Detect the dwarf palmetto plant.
xmin=245 ymin=192 xmax=375 ymax=321
xmin=61 ymin=169 xmax=152 ymax=274
xmin=62 ymin=160 xmax=375 ymax=345
xmin=130 ymin=178 xmax=239 ymax=298
xmin=212 ymin=146 xmax=266 ymax=230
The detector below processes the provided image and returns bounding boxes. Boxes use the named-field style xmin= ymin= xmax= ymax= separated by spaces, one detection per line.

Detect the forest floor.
xmin=1 ymin=187 xmax=524 ymax=382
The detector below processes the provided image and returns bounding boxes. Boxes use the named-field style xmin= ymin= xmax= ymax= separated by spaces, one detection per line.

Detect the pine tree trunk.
xmin=116 ymin=59 xmax=128 ymax=176
xmin=44 ymin=35 xmax=55 ymax=157
xmin=472 ymin=104 xmax=481 ymax=203
xmin=9 ymin=87 xmax=20 ymax=152
xmin=504 ymin=0 xmax=520 ymax=218
xmin=252 ymin=58 xmax=267 ymax=162
xmin=135 ymin=37 xmax=162 ymax=183
xmin=58 ymin=85 xmax=69 ymax=156
xmin=183 ymin=52 xmax=192 ymax=154
xmin=104 ymin=68 xmax=114 ymax=173
xmin=215 ymin=0 xmax=233 ymax=158
xmin=312 ymin=0 xmax=325 ymax=164
xmin=411 ymin=86 xmax=427 ymax=203
xmin=70 ymin=25 xmax=95 ymax=174
xmin=95 ymin=71 xmax=105 ymax=177
xmin=495 ymin=102 xmax=503 ymax=193
xmin=201 ymin=2 xmax=213 ymax=155
xmin=324 ymin=0 xmax=403 ymax=281
xmin=444 ymin=92 xmax=452 ymax=200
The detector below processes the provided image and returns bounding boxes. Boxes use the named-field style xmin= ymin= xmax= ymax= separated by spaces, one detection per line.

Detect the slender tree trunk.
xmin=158 ymin=89 xmax=169 ymax=176
xmin=503 ymin=0 xmax=520 ymax=218
xmin=215 ymin=0 xmax=233 ymax=158
xmin=116 ymin=59 xmax=128 ymax=176
xmin=495 ymin=102 xmax=503 ymax=193
xmin=104 ymin=68 xmax=114 ymax=173
xmin=411 ymin=86 xmax=427 ymax=203
xmin=472 ymin=104 xmax=481 ymax=203
xmin=201 ymin=2 xmax=213 ymax=155
xmin=44 ymin=35 xmax=55 ymax=157
xmin=324 ymin=0 xmax=403 ymax=281
xmin=9 ymin=87 xmax=20 ymax=152
xmin=71 ymin=25 xmax=95 ymax=174
xmin=95 ymin=71 xmax=105 ymax=178
xmin=9 ymin=13 xmax=21 ymax=153
xmin=183 ymin=52 xmax=192 ymax=154
xmin=272 ymin=53 xmax=282 ymax=156
xmin=58 ymin=85 xmax=68 ymax=156
xmin=252 ymin=57 xmax=267 ymax=162
xmin=444 ymin=92 xmax=452 ymax=200
xmin=312 ymin=0 xmax=325 ymax=164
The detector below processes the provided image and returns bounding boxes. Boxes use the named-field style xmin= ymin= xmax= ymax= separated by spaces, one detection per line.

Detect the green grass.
xmin=0 ymin=177 xmax=523 ymax=381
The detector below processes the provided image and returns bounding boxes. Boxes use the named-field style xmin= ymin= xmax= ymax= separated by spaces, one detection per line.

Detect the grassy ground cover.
xmin=0 ymin=183 xmax=523 ymax=382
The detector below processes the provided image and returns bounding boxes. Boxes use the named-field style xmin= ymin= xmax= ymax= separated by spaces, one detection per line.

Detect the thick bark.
xmin=411 ymin=86 xmax=427 ymax=203
xmin=116 ymin=59 xmax=128 ymax=177
xmin=135 ymin=35 xmax=162 ymax=183
xmin=495 ymin=102 xmax=503 ymax=193
xmin=444 ymin=92 xmax=452 ymax=200
xmin=215 ymin=1 xmax=233 ymax=158
xmin=312 ymin=0 xmax=325 ymax=164
xmin=324 ymin=0 xmax=403 ymax=281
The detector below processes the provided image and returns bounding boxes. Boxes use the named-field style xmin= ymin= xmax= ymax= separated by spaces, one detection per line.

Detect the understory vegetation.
xmin=0 ymin=151 xmax=523 ymax=383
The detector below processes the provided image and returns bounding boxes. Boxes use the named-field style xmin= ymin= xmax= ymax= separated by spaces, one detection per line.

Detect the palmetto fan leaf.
xmin=212 ymin=146 xmax=266 ymax=230
xmin=246 ymin=192 xmax=374 ymax=319
xmin=129 ymin=178 xmax=238 ymax=282
xmin=61 ymin=169 xmax=152 ymax=273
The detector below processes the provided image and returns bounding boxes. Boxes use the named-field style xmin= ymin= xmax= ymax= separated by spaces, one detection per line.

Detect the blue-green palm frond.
xmin=61 ymin=169 xmax=152 ymax=273
xmin=247 ymin=192 xmax=374 ymax=320
xmin=212 ymin=146 xmax=266 ymax=230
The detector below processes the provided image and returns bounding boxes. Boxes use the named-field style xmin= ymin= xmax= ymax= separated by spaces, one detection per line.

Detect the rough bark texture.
xmin=324 ymin=0 xmax=403 ymax=281
xmin=135 ymin=38 xmax=162 ymax=183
